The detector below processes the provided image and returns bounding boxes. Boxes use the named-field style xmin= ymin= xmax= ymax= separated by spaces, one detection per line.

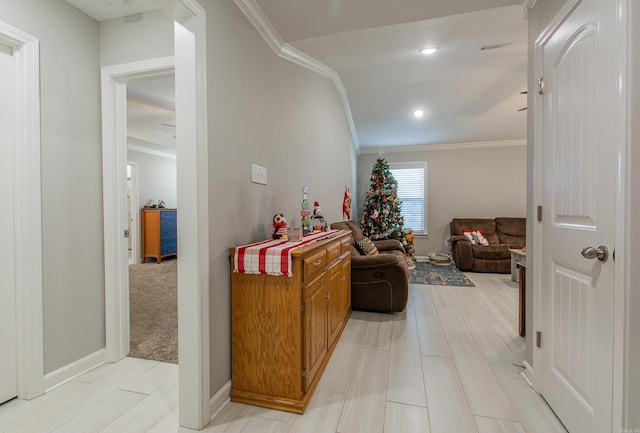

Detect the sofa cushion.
xmin=355 ymin=238 xmax=379 ymax=256
xmin=450 ymin=218 xmax=499 ymax=244
xmin=471 ymin=244 xmax=511 ymax=260
xmin=495 ymin=217 xmax=526 ymax=247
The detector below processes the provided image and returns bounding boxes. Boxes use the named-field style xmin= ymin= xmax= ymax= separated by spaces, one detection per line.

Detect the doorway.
xmin=0 ymin=40 xmax=17 ymax=406
xmin=102 ymin=3 xmax=210 ymax=428
xmin=126 ymin=73 xmax=178 ymax=364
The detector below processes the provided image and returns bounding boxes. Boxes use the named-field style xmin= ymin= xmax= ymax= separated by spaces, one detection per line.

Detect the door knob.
xmin=581 ymin=245 xmax=608 ymax=262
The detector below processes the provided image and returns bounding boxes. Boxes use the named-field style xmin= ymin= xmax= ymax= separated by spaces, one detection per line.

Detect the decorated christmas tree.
xmin=360 ymin=157 xmax=415 ymax=257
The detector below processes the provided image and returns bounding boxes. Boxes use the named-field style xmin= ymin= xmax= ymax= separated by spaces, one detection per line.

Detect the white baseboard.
xmin=521 ymin=360 xmax=535 ymax=389
xmin=43 ymin=348 xmax=106 ymax=392
xmin=209 ymin=380 xmax=231 ymax=421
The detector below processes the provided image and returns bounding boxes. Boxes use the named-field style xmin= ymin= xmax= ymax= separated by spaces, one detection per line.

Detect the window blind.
xmin=390 ymin=166 xmax=425 ymax=233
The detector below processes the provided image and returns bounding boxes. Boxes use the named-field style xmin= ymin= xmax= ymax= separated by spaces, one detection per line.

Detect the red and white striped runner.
xmin=233 ymin=230 xmax=340 ymax=277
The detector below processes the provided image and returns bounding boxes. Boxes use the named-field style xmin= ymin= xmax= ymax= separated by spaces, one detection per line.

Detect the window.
xmin=390 ymin=162 xmax=427 ymax=234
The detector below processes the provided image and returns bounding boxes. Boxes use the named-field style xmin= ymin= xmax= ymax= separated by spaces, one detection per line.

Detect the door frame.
xmin=126 ymin=161 xmax=140 ymax=265
xmin=531 ymin=0 xmax=628 ymax=430
xmin=101 ymin=0 xmax=210 ymax=429
xmin=0 ymin=21 xmax=44 ymax=401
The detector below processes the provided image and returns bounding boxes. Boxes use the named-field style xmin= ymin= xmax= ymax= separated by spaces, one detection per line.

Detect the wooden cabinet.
xmin=229 ymin=231 xmax=351 ymax=413
xmin=141 ymin=209 xmax=177 ymax=263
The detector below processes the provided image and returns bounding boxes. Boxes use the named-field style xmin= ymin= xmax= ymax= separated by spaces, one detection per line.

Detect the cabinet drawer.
xmin=326 ymin=240 xmax=342 ymax=264
xmin=161 ymin=219 xmax=176 ymax=229
xmin=161 ymin=227 xmax=176 ymax=237
xmin=161 ymin=236 xmax=176 ymax=247
xmin=161 ymin=242 xmax=177 ymax=255
xmin=303 ymin=249 xmax=327 ymax=283
xmin=161 ymin=211 xmax=177 ymax=221
xmin=341 ymin=237 xmax=352 ymax=254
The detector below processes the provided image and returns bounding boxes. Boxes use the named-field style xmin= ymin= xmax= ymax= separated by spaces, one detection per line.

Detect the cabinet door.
xmin=340 ymin=254 xmax=351 ymax=320
xmin=328 ymin=255 xmax=351 ymax=347
xmin=303 ymin=273 xmax=328 ymax=392
xmin=327 ymin=261 xmax=345 ymax=347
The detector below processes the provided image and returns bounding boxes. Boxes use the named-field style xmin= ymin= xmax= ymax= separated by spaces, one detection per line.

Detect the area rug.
xmin=409 ymin=261 xmax=475 ymax=287
xmin=129 ymin=259 xmax=178 ymax=364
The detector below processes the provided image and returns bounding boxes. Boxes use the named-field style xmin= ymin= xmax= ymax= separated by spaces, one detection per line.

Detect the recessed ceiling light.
xmin=419 ymin=47 xmax=439 ymax=55
xmin=413 ymin=109 xmax=425 ymax=118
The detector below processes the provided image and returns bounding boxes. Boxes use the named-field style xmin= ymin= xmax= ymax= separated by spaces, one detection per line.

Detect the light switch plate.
xmin=251 ymin=164 xmax=267 ymax=185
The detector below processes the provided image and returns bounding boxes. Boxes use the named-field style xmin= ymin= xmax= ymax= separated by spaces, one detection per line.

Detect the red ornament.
xmin=382 ymin=198 xmax=388 ymax=203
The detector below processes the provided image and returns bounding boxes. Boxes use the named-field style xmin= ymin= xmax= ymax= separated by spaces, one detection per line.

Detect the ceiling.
xmin=67 ymin=0 xmax=528 ymax=150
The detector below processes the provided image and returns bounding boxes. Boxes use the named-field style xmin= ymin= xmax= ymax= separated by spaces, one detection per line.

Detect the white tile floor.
xmin=0 ymin=273 xmax=567 ymax=433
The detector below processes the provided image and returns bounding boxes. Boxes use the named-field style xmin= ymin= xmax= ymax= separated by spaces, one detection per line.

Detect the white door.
xmin=0 ymin=42 xmax=17 ymax=405
xmin=539 ymin=0 xmax=618 ymax=432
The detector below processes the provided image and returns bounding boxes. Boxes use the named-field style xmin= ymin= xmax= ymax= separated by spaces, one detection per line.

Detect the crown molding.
xmin=521 ymin=0 xmax=539 ymax=20
xmin=233 ymin=0 xmax=360 ymax=151
xmin=358 ymin=139 xmax=527 ymax=155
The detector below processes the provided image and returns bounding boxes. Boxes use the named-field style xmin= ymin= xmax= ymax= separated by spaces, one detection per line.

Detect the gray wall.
xmin=99 ymin=9 xmax=174 ymax=66
xmin=100 ymin=1 xmax=356 ymax=398
xmin=0 ymin=0 xmax=105 ymax=374
xmin=203 ymin=0 xmax=355 ymax=396
xmin=358 ymin=145 xmax=527 ymax=256
xmin=127 ymin=149 xmax=177 ymax=210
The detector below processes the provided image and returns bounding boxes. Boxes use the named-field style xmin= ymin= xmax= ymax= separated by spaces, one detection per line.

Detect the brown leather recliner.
xmin=449 ymin=218 xmax=525 ymax=273
xmin=331 ymin=220 xmax=408 ymax=313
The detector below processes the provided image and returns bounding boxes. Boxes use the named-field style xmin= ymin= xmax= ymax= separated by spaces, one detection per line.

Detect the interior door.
xmin=0 ymin=42 xmax=17 ymax=405
xmin=539 ymin=0 xmax=618 ymax=431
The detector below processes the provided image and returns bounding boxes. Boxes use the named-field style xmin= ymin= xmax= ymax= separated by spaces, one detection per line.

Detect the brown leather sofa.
xmin=331 ymin=220 xmax=408 ymax=313
xmin=449 ymin=218 xmax=525 ymax=273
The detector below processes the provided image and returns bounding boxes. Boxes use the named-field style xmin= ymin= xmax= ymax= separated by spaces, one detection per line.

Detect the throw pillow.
xmin=355 ymin=238 xmax=379 ymax=256
xmin=463 ymin=229 xmax=489 ymax=246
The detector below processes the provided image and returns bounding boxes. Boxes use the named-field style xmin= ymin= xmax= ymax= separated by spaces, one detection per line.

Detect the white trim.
xmin=233 ymin=0 xmax=360 ymax=152
xmin=0 ymin=20 xmax=44 ymax=401
xmin=127 ymin=143 xmax=177 ymax=160
xmin=521 ymin=0 xmax=539 ymax=20
xmin=612 ymin=0 xmax=629 ymax=430
xmin=359 ymin=139 xmax=526 ymax=154
xmin=209 ymin=380 xmax=231 ymax=421
xmin=43 ymin=349 xmax=106 ymax=392
xmin=521 ymin=360 xmax=535 ymax=388
xmin=173 ymin=4 xmax=211 ymax=427
xmin=126 ymin=161 xmax=140 ymax=265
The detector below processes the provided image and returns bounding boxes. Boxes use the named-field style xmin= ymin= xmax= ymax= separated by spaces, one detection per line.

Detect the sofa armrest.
xmin=373 ymin=239 xmax=406 ymax=254
xmin=351 ymin=253 xmax=402 ymax=269
xmin=449 ymin=235 xmax=468 ymax=243
xmin=450 ymin=238 xmax=473 ymax=271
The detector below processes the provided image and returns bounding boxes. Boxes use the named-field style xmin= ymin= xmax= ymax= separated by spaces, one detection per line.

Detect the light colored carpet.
xmin=128 ymin=259 xmax=178 ymax=364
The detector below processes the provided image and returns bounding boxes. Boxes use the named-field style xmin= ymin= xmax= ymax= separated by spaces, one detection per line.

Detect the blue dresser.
xmin=141 ymin=208 xmax=177 ymax=263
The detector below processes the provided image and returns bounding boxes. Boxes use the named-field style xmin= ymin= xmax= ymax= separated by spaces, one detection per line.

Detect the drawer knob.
xmin=314 ymin=259 xmax=323 ymax=267
xmin=333 ymin=249 xmax=339 ymax=254
xmin=340 ymin=276 xmax=346 ymax=282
